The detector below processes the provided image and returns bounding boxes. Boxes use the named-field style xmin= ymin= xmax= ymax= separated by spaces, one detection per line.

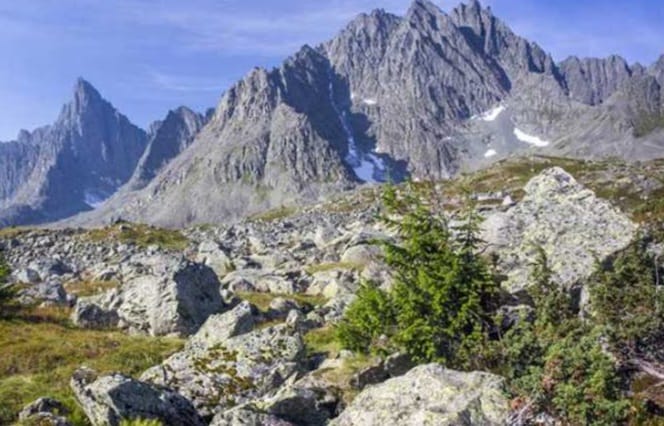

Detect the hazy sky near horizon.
xmin=0 ymin=0 xmax=662 ymax=140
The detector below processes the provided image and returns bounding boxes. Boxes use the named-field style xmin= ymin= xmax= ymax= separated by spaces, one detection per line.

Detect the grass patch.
xmin=304 ymin=326 xmax=341 ymax=358
xmin=0 ymin=226 xmax=42 ymax=239
xmin=305 ymin=262 xmax=363 ymax=275
xmin=64 ymin=280 xmax=119 ymax=298
xmin=248 ymin=206 xmax=297 ymax=222
xmin=237 ymin=292 xmax=327 ymax=313
xmin=85 ymin=223 xmax=188 ymax=251
xmin=0 ymin=305 xmax=183 ymax=425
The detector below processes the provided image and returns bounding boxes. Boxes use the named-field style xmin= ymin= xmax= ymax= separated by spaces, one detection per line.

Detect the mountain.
xmin=8 ymin=0 xmax=664 ymax=228
xmin=126 ymin=106 xmax=207 ymax=191
xmin=0 ymin=79 xmax=147 ymax=226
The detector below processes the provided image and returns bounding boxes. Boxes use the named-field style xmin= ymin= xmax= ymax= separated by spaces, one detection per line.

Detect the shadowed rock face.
xmin=559 ymin=56 xmax=635 ymax=105
xmin=0 ymin=79 xmax=147 ymax=226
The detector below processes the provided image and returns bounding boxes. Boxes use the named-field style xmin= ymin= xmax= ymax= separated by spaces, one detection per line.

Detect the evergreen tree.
xmin=339 ymin=182 xmax=498 ymax=367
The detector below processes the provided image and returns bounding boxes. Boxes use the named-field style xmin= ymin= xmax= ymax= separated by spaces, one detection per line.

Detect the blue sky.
xmin=0 ymin=0 xmax=662 ymax=141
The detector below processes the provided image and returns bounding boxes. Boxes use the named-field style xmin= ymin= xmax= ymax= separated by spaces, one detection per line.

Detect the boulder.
xmin=14 ymin=267 xmax=41 ymax=283
xmin=18 ymin=280 xmax=72 ymax=306
xmin=331 ymin=364 xmax=509 ymax=426
xmin=196 ymin=240 xmax=233 ymax=278
xmin=70 ymin=367 xmax=204 ymax=426
xmin=483 ymin=167 xmax=637 ymax=295
xmin=186 ymin=301 xmax=255 ymax=350
xmin=340 ymin=244 xmax=381 ymax=267
xmin=72 ymin=255 xmax=226 ymax=336
xmin=210 ymin=407 xmax=295 ymax=426
xmin=256 ymin=383 xmax=338 ymax=426
xmin=141 ymin=323 xmax=305 ymax=417
xmin=19 ymin=397 xmax=70 ymax=425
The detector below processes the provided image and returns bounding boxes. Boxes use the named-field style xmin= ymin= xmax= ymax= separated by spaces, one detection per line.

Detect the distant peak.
xmin=73 ymin=77 xmax=102 ymax=105
xmin=408 ymin=0 xmax=442 ymax=15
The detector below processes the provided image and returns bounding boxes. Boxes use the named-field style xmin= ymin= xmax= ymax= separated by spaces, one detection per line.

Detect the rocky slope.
xmin=4 ymin=161 xmax=661 ymax=424
xmin=61 ymin=0 xmax=664 ymax=228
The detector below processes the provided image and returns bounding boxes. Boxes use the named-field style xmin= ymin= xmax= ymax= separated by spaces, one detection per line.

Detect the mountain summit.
xmin=3 ymin=0 xmax=664 ymax=228
xmin=0 ymin=79 xmax=147 ymax=226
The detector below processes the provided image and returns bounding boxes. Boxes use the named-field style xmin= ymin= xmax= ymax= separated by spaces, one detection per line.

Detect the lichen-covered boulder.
xmin=70 ymin=367 xmax=204 ymax=426
xmin=483 ymin=167 xmax=637 ymax=294
xmin=19 ymin=397 xmax=71 ymax=425
xmin=72 ymin=255 xmax=226 ymax=336
xmin=331 ymin=364 xmax=509 ymax=426
xmin=141 ymin=322 xmax=305 ymax=418
xmin=210 ymin=407 xmax=295 ymax=426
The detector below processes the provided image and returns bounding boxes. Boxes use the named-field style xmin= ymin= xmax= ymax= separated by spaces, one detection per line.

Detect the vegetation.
xmin=496 ymin=250 xmax=630 ymax=425
xmin=338 ymin=182 xmax=498 ymax=367
xmin=0 ymin=305 xmax=183 ymax=425
xmin=86 ymin=223 xmax=188 ymax=251
xmin=336 ymin=182 xmax=664 ymax=424
xmin=305 ymin=262 xmax=363 ymax=275
xmin=0 ymin=253 xmax=13 ymax=312
xmin=64 ymin=279 xmax=119 ymax=298
xmin=248 ymin=205 xmax=296 ymax=222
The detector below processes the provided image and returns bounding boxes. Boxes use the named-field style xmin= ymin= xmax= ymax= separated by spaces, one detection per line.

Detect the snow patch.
xmin=514 ymin=128 xmax=549 ymax=147
xmin=328 ymin=72 xmax=385 ymax=183
xmin=84 ymin=190 xmax=106 ymax=209
xmin=480 ymin=105 xmax=505 ymax=122
xmin=362 ymin=98 xmax=377 ymax=106
xmin=484 ymin=149 xmax=497 ymax=158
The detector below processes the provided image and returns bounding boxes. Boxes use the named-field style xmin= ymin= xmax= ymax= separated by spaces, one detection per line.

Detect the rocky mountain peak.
xmin=650 ymin=54 xmax=664 ymax=85
xmin=68 ymin=78 xmax=105 ymax=117
xmin=126 ymin=106 xmax=206 ymax=191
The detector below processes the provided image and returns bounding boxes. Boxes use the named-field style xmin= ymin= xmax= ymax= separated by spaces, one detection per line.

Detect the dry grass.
xmin=305 ymin=262 xmax=363 ymax=275
xmin=64 ymin=279 xmax=119 ymax=298
xmin=248 ymin=206 xmax=297 ymax=222
xmin=0 ymin=305 xmax=183 ymax=425
xmin=237 ymin=291 xmax=328 ymax=312
xmin=85 ymin=223 xmax=189 ymax=251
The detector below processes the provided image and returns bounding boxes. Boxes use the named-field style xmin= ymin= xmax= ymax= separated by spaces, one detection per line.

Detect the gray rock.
xmin=483 ymin=167 xmax=637 ymax=295
xmin=210 ymin=407 xmax=295 ymax=426
xmin=256 ymin=384 xmax=338 ymax=426
xmin=70 ymin=367 xmax=204 ymax=426
xmin=19 ymin=280 xmax=70 ymax=306
xmin=15 ymin=267 xmax=41 ymax=283
xmin=72 ymin=256 xmax=226 ymax=336
xmin=18 ymin=412 xmax=72 ymax=426
xmin=186 ymin=301 xmax=255 ymax=350
xmin=18 ymin=397 xmax=69 ymax=421
xmin=141 ymin=323 xmax=305 ymax=417
xmin=331 ymin=364 xmax=509 ymax=426
xmin=196 ymin=240 xmax=233 ymax=278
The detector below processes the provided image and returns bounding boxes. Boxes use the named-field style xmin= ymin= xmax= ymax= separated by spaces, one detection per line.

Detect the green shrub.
xmin=590 ymin=237 xmax=664 ymax=357
xmin=498 ymin=250 xmax=630 ymax=425
xmin=0 ymin=253 xmax=14 ymax=313
xmin=338 ymin=183 xmax=497 ymax=367
xmin=337 ymin=281 xmax=395 ymax=354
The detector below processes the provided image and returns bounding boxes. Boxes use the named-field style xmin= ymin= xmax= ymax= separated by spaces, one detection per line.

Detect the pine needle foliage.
xmin=337 ymin=182 xmax=498 ymax=368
